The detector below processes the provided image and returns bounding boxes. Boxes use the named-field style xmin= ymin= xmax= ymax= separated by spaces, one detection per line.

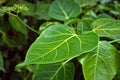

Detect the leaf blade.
xmin=92 ymin=18 xmax=120 ymax=37
xmin=78 ymin=41 xmax=118 ymax=80
xmin=49 ymin=0 xmax=81 ymax=21
xmin=32 ymin=62 xmax=74 ymax=80
xmin=16 ymin=24 xmax=98 ymax=69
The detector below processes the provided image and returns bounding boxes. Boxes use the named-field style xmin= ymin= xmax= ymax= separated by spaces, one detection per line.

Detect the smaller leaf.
xmin=92 ymin=18 xmax=120 ymax=38
xmin=49 ymin=0 xmax=81 ymax=21
xmin=32 ymin=62 xmax=74 ymax=80
xmin=38 ymin=22 xmax=60 ymax=33
xmin=97 ymin=14 xmax=113 ymax=19
xmin=9 ymin=15 xmax=27 ymax=36
xmin=75 ymin=0 xmax=99 ymax=7
xmin=20 ymin=1 xmax=36 ymax=16
xmin=77 ymin=20 xmax=91 ymax=35
xmin=0 ymin=53 xmax=5 ymax=72
xmin=34 ymin=1 xmax=51 ymax=20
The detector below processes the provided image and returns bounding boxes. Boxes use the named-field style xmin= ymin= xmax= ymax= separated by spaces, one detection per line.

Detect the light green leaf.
xmin=78 ymin=41 xmax=118 ymax=80
xmin=92 ymin=18 xmax=120 ymax=38
xmin=39 ymin=22 xmax=60 ymax=33
xmin=32 ymin=62 xmax=74 ymax=80
xmin=49 ymin=0 xmax=81 ymax=21
xmin=16 ymin=24 xmax=98 ymax=69
xmin=0 ymin=53 xmax=5 ymax=72
xmin=9 ymin=15 xmax=27 ymax=36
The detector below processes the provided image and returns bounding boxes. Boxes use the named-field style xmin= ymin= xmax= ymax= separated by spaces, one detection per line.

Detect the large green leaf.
xmin=32 ymin=62 xmax=74 ymax=80
xmin=78 ymin=41 xmax=118 ymax=80
xmin=92 ymin=18 xmax=120 ymax=38
xmin=0 ymin=53 xmax=5 ymax=72
xmin=49 ymin=0 xmax=81 ymax=21
xmin=16 ymin=24 xmax=98 ymax=68
xmin=9 ymin=15 xmax=27 ymax=36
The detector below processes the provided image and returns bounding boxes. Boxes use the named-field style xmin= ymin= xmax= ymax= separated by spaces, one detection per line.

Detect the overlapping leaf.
xmin=78 ymin=41 xmax=118 ymax=80
xmin=16 ymin=24 xmax=98 ymax=69
xmin=49 ymin=0 xmax=81 ymax=21
xmin=75 ymin=0 xmax=99 ymax=7
xmin=32 ymin=62 xmax=74 ymax=80
xmin=92 ymin=18 xmax=120 ymax=38
xmin=0 ymin=53 xmax=5 ymax=72
xmin=9 ymin=15 xmax=27 ymax=36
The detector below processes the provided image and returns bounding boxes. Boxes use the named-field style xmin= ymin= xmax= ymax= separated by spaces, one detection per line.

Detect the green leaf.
xmin=32 ymin=62 xmax=74 ymax=80
xmin=49 ymin=0 xmax=81 ymax=21
xmin=16 ymin=24 xmax=98 ymax=68
xmin=97 ymin=14 xmax=113 ymax=19
xmin=0 ymin=53 xmax=5 ymax=72
xmin=75 ymin=0 xmax=99 ymax=7
xmin=20 ymin=1 xmax=36 ymax=16
xmin=34 ymin=1 xmax=51 ymax=20
xmin=78 ymin=41 xmax=118 ymax=80
xmin=77 ymin=20 xmax=91 ymax=35
xmin=92 ymin=18 xmax=120 ymax=38
xmin=38 ymin=22 xmax=60 ymax=33
xmin=9 ymin=15 xmax=27 ymax=36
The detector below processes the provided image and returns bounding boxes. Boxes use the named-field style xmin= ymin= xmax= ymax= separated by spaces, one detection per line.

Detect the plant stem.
xmin=7 ymin=12 xmax=40 ymax=34
xmin=109 ymin=39 xmax=120 ymax=43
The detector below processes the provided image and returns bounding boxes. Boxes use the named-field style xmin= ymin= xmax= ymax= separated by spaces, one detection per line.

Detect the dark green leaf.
xmin=78 ymin=41 xmax=118 ymax=80
xmin=49 ymin=0 xmax=81 ymax=21
xmin=34 ymin=1 xmax=51 ymax=20
xmin=20 ymin=1 xmax=36 ymax=16
xmin=32 ymin=62 xmax=74 ymax=80
xmin=9 ymin=15 xmax=27 ymax=36
xmin=0 ymin=53 xmax=5 ymax=72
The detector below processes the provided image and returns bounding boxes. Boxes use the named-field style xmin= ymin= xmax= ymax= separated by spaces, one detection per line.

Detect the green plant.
xmin=15 ymin=0 xmax=120 ymax=80
xmin=0 ymin=0 xmax=120 ymax=80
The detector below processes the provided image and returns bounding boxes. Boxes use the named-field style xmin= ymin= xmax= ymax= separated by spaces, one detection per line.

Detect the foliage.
xmin=0 ymin=0 xmax=120 ymax=80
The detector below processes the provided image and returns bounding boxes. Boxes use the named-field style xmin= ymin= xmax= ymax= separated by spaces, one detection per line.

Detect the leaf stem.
xmin=62 ymin=58 xmax=72 ymax=65
xmin=7 ymin=12 xmax=39 ymax=34
xmin=109 ymin=39 xmax=120 ymax=43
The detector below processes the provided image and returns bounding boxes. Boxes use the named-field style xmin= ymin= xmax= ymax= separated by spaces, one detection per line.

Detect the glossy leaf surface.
xmin=49 ymin=0 xmax=81 ymax=21
xmin=17 ymin=24 xmax=98 ymax=67
xmin=33 ymin=62 xmax=74 ymax=80
xmin=78 ymin=41 xmax=118 ymax=80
